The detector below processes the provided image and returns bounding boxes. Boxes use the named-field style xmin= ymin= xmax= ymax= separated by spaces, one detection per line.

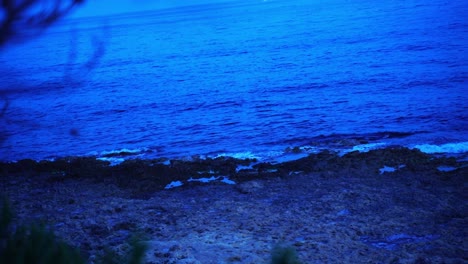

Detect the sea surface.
xmin=1 ymin=0 xmax=467 ymax=162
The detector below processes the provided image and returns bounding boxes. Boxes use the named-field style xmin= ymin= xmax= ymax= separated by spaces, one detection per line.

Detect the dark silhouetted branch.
xmin=1 ymin=0 xmax=85 ymax=47
xmin=0 ymin=0 xmax=93 ymax=145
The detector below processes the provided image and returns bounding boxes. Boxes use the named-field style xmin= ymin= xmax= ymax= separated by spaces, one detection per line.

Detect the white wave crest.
xmin=413 ymin=142 xmax=468 ymax=154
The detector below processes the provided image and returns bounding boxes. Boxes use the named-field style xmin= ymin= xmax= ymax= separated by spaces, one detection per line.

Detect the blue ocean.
xmin=1 ymin=0 xmax=467 ymax=162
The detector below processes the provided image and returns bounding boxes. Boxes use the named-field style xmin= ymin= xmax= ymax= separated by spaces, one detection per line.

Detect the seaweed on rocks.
xmin=278 ymin=150 xmax=338 ymax=175
xmin=0 ymin=147 xmax=466 ymax=193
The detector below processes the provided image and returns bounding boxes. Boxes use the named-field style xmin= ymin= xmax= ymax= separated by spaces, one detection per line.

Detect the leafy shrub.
xmin=270 ymin=244 xmax=303 ymax=264
xmin=0 ymin=197 xmax=86 ymax=264
xmin=1 ymin=197 xmax=304 ymax=264
xmin=0 ymin=197 xmax=147 ymax=264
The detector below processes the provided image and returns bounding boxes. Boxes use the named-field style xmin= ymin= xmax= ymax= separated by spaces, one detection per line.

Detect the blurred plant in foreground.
xmin=0 ymin=0 xmax=106 ymax=144
xmin=1 ymin=0 xmax=85 ymax=47
xmin=270 ymin=244 xmax=303 ymax=264
xmin=0 ymin=197 xmax=147 ymax=264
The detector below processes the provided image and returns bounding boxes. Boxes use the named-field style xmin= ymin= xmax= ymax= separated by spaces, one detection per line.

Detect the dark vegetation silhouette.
xmin=0 ymin=4 xmax=147 ymax=262
xmin=1 ymin=0 xmax=85 ymax=47
xmin=0 ymin=0 xmax=105 ymax=144
xmin=0 ymin=197 xmax=149 ymax=264
xmin=0 ymin=2 xmax=305 ymax=262
xmin=1 ymin=196 xmax=303 ymax=264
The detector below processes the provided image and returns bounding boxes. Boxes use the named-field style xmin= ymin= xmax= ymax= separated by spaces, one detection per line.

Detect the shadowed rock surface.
xmin=1 ymin=147 xmax=466 ymax=263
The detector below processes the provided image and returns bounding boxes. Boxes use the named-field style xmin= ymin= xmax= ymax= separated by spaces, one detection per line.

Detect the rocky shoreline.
xmin=1 ymin=147 xmax=467 ymax=263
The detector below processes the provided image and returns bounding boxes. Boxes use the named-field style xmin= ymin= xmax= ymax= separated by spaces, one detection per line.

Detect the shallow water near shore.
xmin=1 ymin=0 xmax=468 ymax=161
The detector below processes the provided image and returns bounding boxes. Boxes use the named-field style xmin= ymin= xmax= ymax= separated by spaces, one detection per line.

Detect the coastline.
xmin=1 ymin=147 xmax=466 ymax=263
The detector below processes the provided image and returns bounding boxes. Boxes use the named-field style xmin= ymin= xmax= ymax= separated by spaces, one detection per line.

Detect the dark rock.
xmin=236 ymin=180 xmax=264 ymax=194
xmin=112 ymin=221 xmax=136 ymax=231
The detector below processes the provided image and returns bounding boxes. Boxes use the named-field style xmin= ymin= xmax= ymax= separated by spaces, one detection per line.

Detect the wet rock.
xmin=1 ymin=147 xmax=466 ymax=194
xmin=253 ymin=163 xmax=281 ymax=177
xmin=112 ymin=221 xmax=136 ymax=231
xmin=0 ymin=159 xmax=37 ymax=176
xmin=83 ymin=222 xmax=110 ymax=237
xmin=36 ymin=157 xmax=111 ymax=180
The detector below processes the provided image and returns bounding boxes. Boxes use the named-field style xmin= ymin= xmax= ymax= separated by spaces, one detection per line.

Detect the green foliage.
xmin=96 ymin=235 xmax=148 ymax=264
xmin=1 ymin=197 xmax=306 ymax=264
xmin=0 ymin=197 xmax=13 ymax=237
xmin=0 ymin=197 xmax=147 ymax=264
xmin=270 ymin=245 xmax=303 ymax=264
xmin=126 ymin=236 xmax=148 ymax=264
xmin=0 ymin=197 xmax=86 ymax=264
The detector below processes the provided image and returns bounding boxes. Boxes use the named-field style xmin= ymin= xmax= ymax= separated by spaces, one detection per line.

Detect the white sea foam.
xmin=187 ymin=176 xmax=236 ymax=185
xmin=437 ymin=165 xmax=457 ymax=172
xmin=100 ymin=148 xmax=147 ymax=156
xmin=188 ymin=176 xmax=219 ymax=183
xmin=379 ymin=164 xmax=406 ymax=174
xmin=352 ymin=143 xmax=387 ymax=152
xmin=379 ymin=166 xmax=396 ymax=174
xmin=413 ymin=142 xmax=468 ymax=154
xmin=215 ymin=151 xmax=261 ymax=160
xmin=165 ymin=181 xmax=183 ymax=189
xmin=236 ymin=164 xmax=254 ymax=172
xmin=221 ymin=177 xmax=236 ymax=185
xmin=96 ymin=157 xmax=125 ymax=166
xmin=274 ymin=152 xmax=309 ymax=163
xmin=339 ymin=143 xmax=387 ymax=155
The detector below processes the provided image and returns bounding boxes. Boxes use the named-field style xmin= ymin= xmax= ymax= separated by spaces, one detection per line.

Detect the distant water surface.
xmin=1 ymin=0 xmax=467 ymax=161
